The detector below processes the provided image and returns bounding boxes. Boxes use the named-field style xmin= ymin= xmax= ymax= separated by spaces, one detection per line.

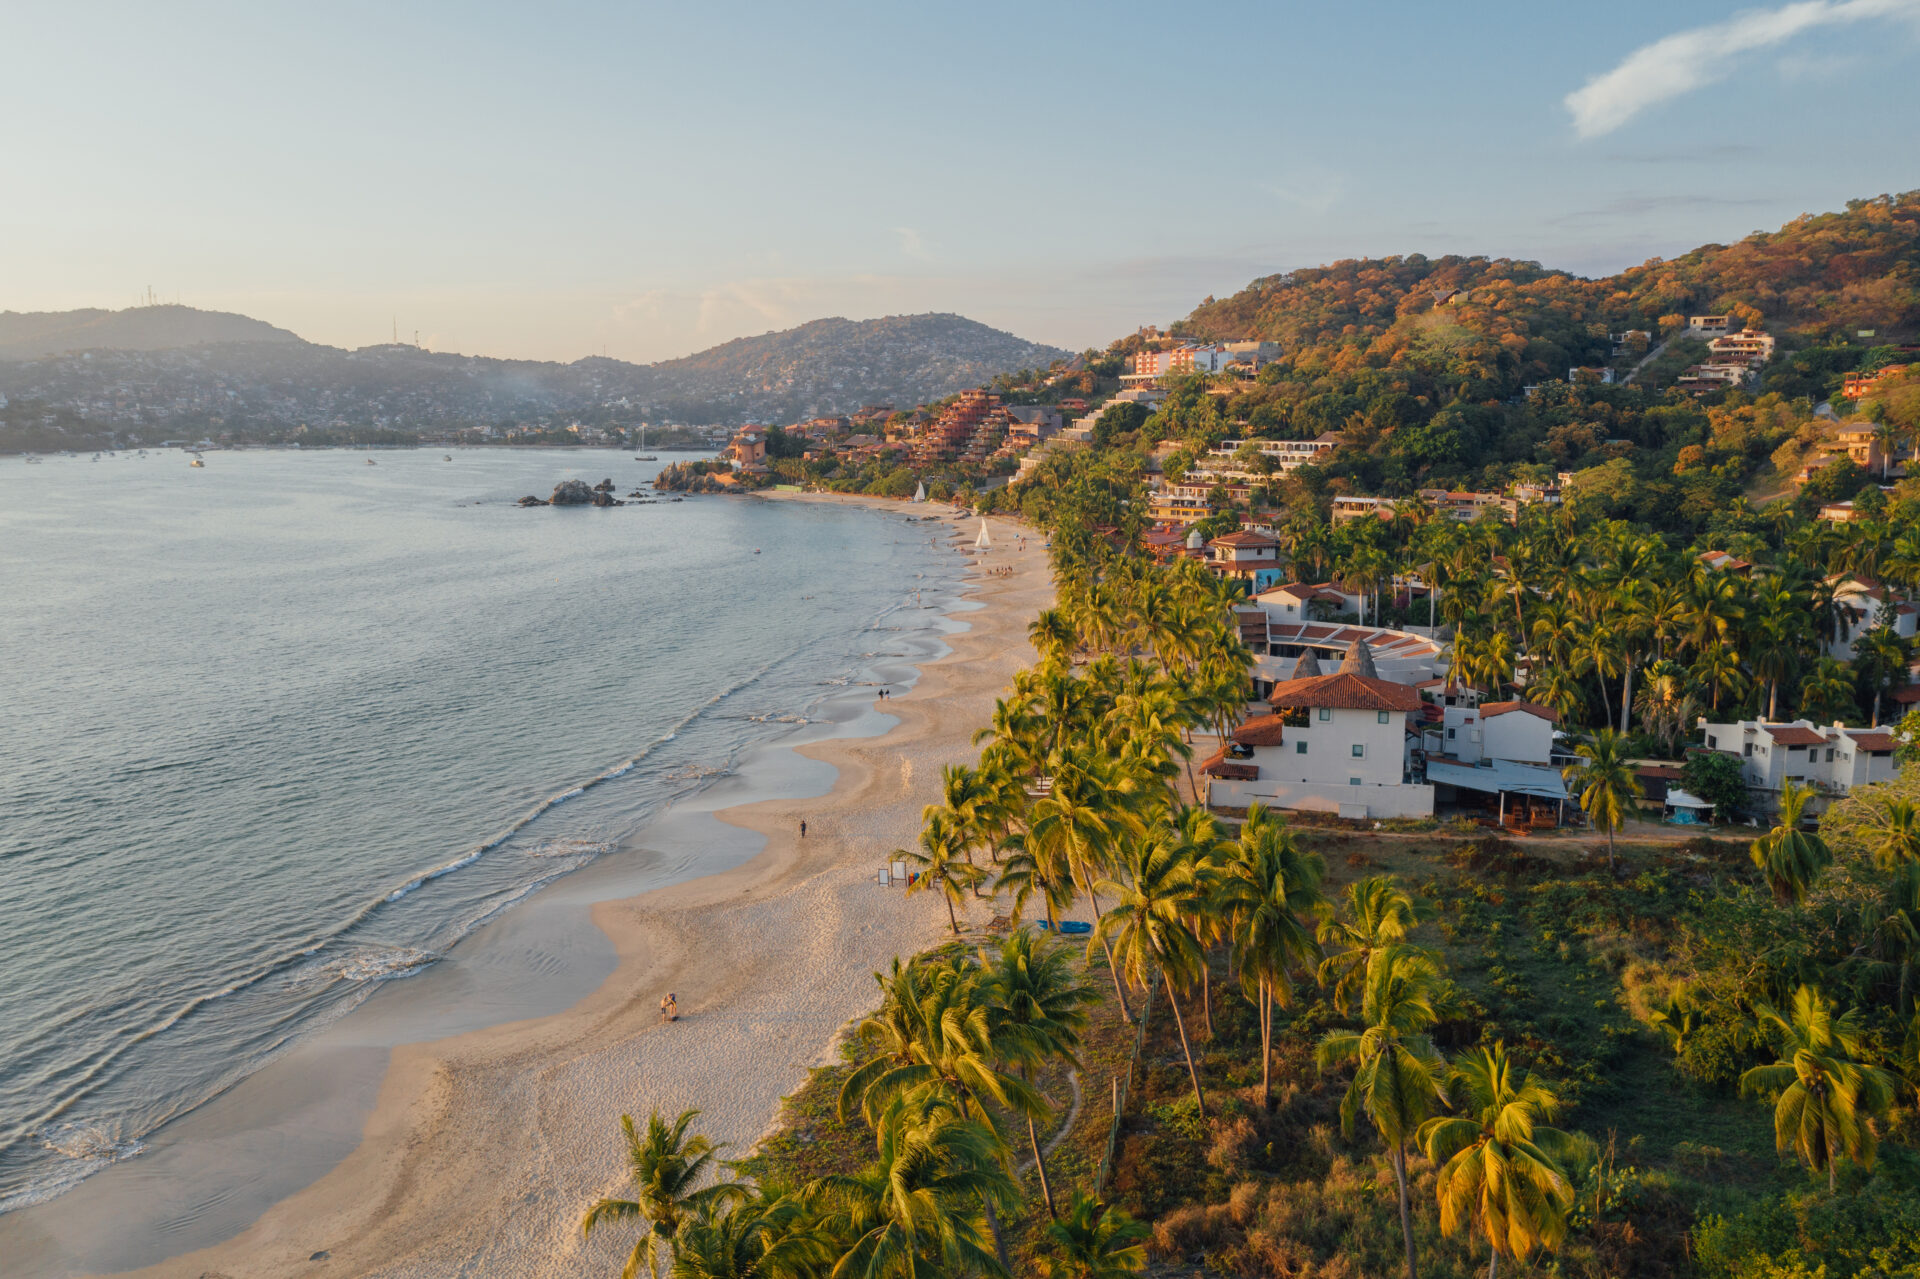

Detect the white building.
xmin=1419 ymin=700 xmax=1569 ymax=823
xmin=1191 ymin=434 xmax=1341 ymax=480
xmin=1695 ymin=717 xmax=1899 ymax=813
xmin=1827 ymin=575 xmax=1918 ymax=661
xmin=1205 ymin=642 xmax=1434 ymax=819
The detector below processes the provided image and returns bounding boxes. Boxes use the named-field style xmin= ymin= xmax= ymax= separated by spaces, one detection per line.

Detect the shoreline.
xmin=72 ymin=503 xmax=1045 ymax=1278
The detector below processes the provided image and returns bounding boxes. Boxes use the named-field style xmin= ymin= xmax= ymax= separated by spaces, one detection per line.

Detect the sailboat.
xmin=974 ymin=519 xmax=991 ymax=552
xmin=912 ymin=480 xmax=926 ymax=503
xmin=634 ymin=424 xmax=657 ymax=461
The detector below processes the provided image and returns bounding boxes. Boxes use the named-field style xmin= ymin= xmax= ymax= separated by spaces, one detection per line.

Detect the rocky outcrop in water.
xmin=521 ymin=479 xmax=624 ymax=507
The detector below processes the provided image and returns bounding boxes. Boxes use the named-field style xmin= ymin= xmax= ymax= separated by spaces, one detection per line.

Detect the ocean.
xmin=0 ymin=447 xmax=962 ymax=1236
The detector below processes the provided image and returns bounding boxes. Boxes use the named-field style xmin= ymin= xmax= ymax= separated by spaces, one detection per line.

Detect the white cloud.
xmin=1564 ymin=0 xmax=1920 ymax=137
xmin=891 ymin=226 xmax=930 ymax=260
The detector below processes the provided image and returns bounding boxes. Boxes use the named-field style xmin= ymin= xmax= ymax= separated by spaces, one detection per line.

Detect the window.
xmin=1295 ymin=741 xmax=1307 ymax=755
xmin=1826 ymin=748 xmax=1835 ymax=762
xmin=1317 ymin=707 xmax=1331 ymax=722
xmin=1349 ymin=777 xmax=1362 ymax=786
xmin=1707 ymin=734 xmax=1718 ymax=748
xmin=1352 ymin=743 xmax=1365 ymax=758
xmin=1377 ymin=711 xmax=1391 ymax=724
xmin=1744 ymin=743 xmax=1753 ymax=756
xmin=1447 ymin=727 xmax=1457 ymax=739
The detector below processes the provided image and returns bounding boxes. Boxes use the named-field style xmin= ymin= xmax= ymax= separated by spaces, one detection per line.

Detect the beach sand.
xmin=109 ymin=497 xmax=1048 ymax=1278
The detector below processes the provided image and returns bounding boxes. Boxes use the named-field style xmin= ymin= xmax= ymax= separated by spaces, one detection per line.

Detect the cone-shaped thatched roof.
xmin=1337 ymin=639 xmax=1377 ymax=679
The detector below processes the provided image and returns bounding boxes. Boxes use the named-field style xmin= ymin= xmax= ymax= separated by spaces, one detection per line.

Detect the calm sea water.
xmin=0 ymin=447 xmax=957 ymax=1216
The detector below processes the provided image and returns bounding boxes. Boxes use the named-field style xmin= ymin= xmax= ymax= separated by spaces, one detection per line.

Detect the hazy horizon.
xmin=7 ymin=0 xmax=1919 ymax=363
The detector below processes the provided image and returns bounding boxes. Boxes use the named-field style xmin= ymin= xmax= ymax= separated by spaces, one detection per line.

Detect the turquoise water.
xmin=0 ymin=448 xmax=956 ymax=1217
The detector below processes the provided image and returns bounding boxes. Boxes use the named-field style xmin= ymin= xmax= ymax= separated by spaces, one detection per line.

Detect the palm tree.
xmin=808 ymin=1104 xmax=1014 ymax=1279
xmin=899 ymin=814 xmax=985 ymax=935
xmin=1317 ymin=875 xmax=1425 ymax=1015
xmin=1691 ymin=644 xmax=1750 ymax=714
xmin=665 ymin=1186 xmax=832 ymax=1279
xmin=1562 ymin=728 xmax=1642 ymax=874
xmin=1095 ymin=824 xmax=1212 ymax=1118
xmin=1750 ymin=781 xmax=1832 ymax=906
xmin=1217 ymin=804 xmax=1327 ymax=1108
xmin=1029 ymin=745 xmax=1144 ymax=1020
xmin=982 ymin=929 xmax=1096 ymax=1219
xmin=1740 ymin=985 xmax=1897 ymax=1191
xmin=1317 ymin=945 xmax=1449 ymax=1279
xmin=583 ymin=1110 xmax=746 ymax=1279
xmin=1872 ymin=799 xmax=1920 ymax=870
xmin=1857 ymin=625 xmax=1912 ymax=726
xmin=1029 ymin=609 xmax=1079 ymax=668
xmin=1033 ymin=1192 xmax=1150 ymax=1278
xmin=1799 ymin=656 xmax=1858 ymax=723
xmin=1418 ymin=1043 xmax=1576 ymax=1279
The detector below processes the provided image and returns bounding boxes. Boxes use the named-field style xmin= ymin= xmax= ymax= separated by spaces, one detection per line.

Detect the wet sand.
xmin=82 ymin=499 xmax=1047 ymax=1277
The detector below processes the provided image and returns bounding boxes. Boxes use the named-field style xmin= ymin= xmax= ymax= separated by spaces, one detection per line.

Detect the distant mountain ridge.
xmin=0 ymin=307 xmax=1069 ymax=430
xmin=0 ymin=304 xmax=305 ymax=360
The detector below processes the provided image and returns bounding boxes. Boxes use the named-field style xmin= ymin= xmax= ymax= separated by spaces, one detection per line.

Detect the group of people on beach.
xmin=982 ymin=564 xmax=1015 ymax=577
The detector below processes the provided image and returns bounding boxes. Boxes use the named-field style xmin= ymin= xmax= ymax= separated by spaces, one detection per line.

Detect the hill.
xmin=645 ymin=313 xmax=1066 ymax=420
xmin=1052 ymin=192 xmax=1920 ymax=535
xmin=0 ymin=305 xmax=306 ymax=360
xmin=0 ymin=311 xmax=1069 ymax=444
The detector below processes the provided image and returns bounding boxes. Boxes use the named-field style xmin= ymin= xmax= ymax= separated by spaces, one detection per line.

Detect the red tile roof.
xmin=1266 ymin=672 xmax=1423 ymax=713
xmin=1763 ymin=725 xmax=1826 ymax=746
xmin=1481 ymin=699 xmax=1558 ymax=723
xmin=1210 ymin=531 xmax=1279 ymax=547
xmin=1232 ymin=715 xmax=1289 ymax=747
xmin=1849 ymin=731 xmax=1897 ymax=752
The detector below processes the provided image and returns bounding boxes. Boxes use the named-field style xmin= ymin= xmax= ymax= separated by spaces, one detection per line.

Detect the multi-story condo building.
xmin=1695 ymin=717 xmax=1899 ymax=814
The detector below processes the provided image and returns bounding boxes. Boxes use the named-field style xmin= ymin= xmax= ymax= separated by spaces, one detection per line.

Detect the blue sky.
xmin=4 ymin=0 xmax=1917 ymax=362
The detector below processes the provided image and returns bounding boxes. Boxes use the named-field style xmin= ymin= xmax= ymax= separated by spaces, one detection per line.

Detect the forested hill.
xmin=0 ymin=305 xmax=306 ymax=360
xmin=1176 ymin=192 xmax=1920 ymax=395
xmin=0 ymin=310 xmax=1068 ymax=439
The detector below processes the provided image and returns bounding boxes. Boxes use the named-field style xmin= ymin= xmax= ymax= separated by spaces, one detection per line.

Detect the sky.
xmin=4 ymin=0 xmax=1918 ymax=364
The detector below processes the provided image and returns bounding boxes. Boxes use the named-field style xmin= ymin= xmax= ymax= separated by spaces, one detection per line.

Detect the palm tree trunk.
xmin=1260 ymin=979 xmax=1274 ymax=1110
xmin=1488 ymin=1248 xmax=1499 ymax=1279
xmin=1619 ymin=663 xmax=1634 ymax=737
xmin=1769 ymin=678 xmax=1778 ymax=722
xmin=1606 ymin=823 xmax=1617 ymax=876
xmin=1078 ymin=864 xmax=1133 ymax=1022
xmin=945 ymin=892 xmax=960 ymax=936
xmin=1202 ymin=962 xmax=1214 ymax=1040
xmin=1027 ymin=1110 xmax=1057 ymax=1219
xmin=1393 ymin=1142 xmax=1418 ymax=1279
xmin=1164 ymin=971 xmax=1207 ymax=1119
xmin=982 ymin=1196 xmax=1011 ymax=1271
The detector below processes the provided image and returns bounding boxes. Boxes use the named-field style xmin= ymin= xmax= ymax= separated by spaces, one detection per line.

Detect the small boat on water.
xmin=634 ymin=455 xmax=657 ymax=461
xmin=443 ymin=455 xmax=453 ymax=461
xmin=189 ymin=456 xmax=205 ymax=468
xmin=366 ymin=458 xmax=377 ymax=465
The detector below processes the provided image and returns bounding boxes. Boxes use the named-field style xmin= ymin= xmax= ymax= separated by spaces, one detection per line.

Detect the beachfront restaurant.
xmin=1424 ymin=757 xmax=1569 ymax=830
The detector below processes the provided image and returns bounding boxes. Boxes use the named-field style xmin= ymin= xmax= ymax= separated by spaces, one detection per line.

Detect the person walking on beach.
xmin=799 ymin=819 xmax=807 ymax=838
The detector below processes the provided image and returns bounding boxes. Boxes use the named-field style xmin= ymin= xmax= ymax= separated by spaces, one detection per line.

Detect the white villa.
xmin=1695 ymin=717 xmax=1899 ymax=814
xmin=1826 ymin=574 xmax=1918 ymax=661
xmin=1204 ymin=642 xmax=1434 ymax=820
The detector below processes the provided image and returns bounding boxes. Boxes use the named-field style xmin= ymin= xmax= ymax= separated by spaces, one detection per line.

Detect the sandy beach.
xmin=100 ymin=496 xmax=1049 ymax=1279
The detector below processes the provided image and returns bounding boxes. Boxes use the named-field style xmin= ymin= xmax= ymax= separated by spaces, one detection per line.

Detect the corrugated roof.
xmin=1426 ymin=758 xmax=1569 ymax=800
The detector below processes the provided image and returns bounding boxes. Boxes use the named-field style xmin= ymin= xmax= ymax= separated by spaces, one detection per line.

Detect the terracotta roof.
xmin=1481 ymin=699 xmax=1558 ymax=723
xmin=1210 ymin=531 xmax=1279 ymax=547
xmin=1232 ymin=715 xmax=1289 ymax=747
xmin=1266 ymin=672 xmax=1422 ymax=713
xmin=1636 ymin=764 xmax=1684 ymax=780
xmin=1848 ymin=731 xmax=1897 ymax=752
xmin=1763 ymin=725 xmax=1826 ymax=746
xmin=1893 ymin=685 xmax=1920 ymax=704
xmin=1204 ymin=759 xmax=1259 ymax=780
